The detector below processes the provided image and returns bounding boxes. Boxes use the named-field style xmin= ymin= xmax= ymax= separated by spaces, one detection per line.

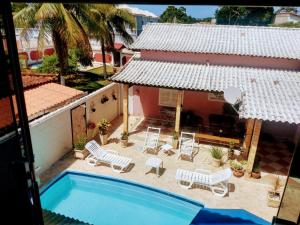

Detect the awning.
xmin=110 ymin=58 xmax=300 ymax=124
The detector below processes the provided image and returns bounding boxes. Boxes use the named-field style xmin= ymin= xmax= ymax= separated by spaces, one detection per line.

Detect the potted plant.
xmin=267 ymin=175 xmax=283 ymax=208
xmin=210 ymin=146 xmax=224 ymax=167
xmin=228 ymin=141 xmax=235 ymax=160
xmin=74 ymin=136 xmax=88 ymax=159
xmin=251 ymin=159 xmax=261 ymax=179
xmin=230 ymin=160 xmax=245 ymax=177
xmin=172 ymin=131 xmax=179 ymax=149
xmin=97 ymin=119 xmax=111 ymax=145
xmin=120 ymin=132 xmax=129 ymax=148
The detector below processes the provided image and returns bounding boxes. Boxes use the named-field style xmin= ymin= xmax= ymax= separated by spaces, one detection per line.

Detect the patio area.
xmin=40 ymin=116 xmax=287 ymax=222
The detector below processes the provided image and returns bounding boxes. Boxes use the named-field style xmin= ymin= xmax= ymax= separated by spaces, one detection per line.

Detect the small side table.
xmin=160 ymin=143 xmax=173 ymax=155
xmin=145 ymin=157 xmax=163 ymax=177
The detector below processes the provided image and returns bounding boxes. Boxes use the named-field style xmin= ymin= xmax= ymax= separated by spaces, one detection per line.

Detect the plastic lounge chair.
xmin=85 ymin=140 xmax=132 ymax=173
xmin=175 ymin=168 xmax=232 ymax=197
xmin=142 ymin=127 xmax=161 ymax=154
xmin=177 ymin=132 xmax=195 ymax=161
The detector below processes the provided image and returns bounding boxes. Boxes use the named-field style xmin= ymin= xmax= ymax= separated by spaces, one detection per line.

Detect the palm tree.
xmin=87 ymin=4 xmax=135 ymax=78
xmin=13 ymin=3 xmax=93 ymax=81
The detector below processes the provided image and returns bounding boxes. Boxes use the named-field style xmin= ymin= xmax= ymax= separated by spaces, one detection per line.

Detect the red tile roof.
xmin=21 ymin=72 xmax=57 ymax=89
xmin=0 ymin=83 xmax=85 ymax=129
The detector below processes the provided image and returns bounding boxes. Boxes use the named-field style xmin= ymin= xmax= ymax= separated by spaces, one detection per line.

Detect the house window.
xmin=208 ymin=92 xmax=225 ymax=102
xmin=159 ymin=88 xmax=181 ymax=107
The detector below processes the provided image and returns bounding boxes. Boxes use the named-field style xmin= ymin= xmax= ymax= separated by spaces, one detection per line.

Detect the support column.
xmin=242 ymin=119 xmax=255 ymax=159
xmin=175 ymin=91 xmax=183 ymax=133
xmin=246 ymin=119 xmax=262 ymax=174
xmin=123 ymin=84 xmax=129 ymax=133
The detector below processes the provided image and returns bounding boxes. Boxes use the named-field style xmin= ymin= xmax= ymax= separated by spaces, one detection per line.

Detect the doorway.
xmin=71 ymin=103 xmax=87 ymax=146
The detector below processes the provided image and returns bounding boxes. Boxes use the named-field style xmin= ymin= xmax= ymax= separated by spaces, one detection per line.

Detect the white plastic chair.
xmin=85 ymin=140 xmax=132 ymax=173
xmin=177 ymin=132 xmax=195 ymax=161
xmin=142 ymin=127 xmax=161 ymax=154
xmin=175 ymin=168 xmax=232 ymax=197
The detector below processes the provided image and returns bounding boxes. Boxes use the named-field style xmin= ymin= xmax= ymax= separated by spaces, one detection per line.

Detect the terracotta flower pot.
xmin=99 ymin=134 xmax=108 ymax=145
xmin=233 ymin=169 xmax=244 ymax=177
xmin=251 ymin=171 xmax=261 ymax=179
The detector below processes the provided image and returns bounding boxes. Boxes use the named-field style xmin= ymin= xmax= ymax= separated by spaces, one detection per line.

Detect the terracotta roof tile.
xmin=21 ymin=72 xmax=57 ymax=89
xmin=0 ymin=83 xmax=85 ymax=129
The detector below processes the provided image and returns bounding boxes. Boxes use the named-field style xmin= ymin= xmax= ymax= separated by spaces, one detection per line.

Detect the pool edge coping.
xmin=40 ymin=169 xmax=204 ymax=209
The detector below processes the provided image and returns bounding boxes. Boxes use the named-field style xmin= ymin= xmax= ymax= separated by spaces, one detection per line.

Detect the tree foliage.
xmin=13 ymin=3 xmax=93 ymax=77
xmin=159 ymin=6 xmax=198 ymax=23
xmin=86 ymin=4 xmax=135 ymax=77
xmin=215 ymin=7 xmax=274 ymax=26
xmin=36 ymin=49 xmax=79 ymax=74
xmin=276 ymin=7 xmax=298 ymax=14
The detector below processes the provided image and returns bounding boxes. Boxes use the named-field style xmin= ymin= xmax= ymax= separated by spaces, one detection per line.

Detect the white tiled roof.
xmin=111 ymin=58 xmax=300 ymax=124
xmin=130 ymin=23 xmax=300 ymax=60
xmin=117 ymin=4 xmax=158 ymax=18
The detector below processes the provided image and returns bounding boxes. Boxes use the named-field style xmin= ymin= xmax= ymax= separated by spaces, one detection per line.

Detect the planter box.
xmin=212 ymin=158 xmax=221 ymax=167
xmin=74 ymin=149 xmax=89 ymax=160
xmin=267 ymin=191 xmax=281 ymax=208
xmin=99 ymin=134 xmax=108 ymax=145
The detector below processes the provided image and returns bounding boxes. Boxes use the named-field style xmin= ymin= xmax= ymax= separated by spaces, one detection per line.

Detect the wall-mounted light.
xmin=90 ymin=101 xmax=96 ymax=112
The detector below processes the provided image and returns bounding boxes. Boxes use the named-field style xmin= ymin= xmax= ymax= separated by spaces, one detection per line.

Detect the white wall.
xmin=30 ymin=83 xmax=121 ymax=174
xmin=30 ymin=110 xmax=72 ymax=174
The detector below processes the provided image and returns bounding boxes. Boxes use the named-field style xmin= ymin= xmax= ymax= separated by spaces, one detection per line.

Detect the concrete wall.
xmin=141 ymin=51 xmax=300 ymax=70
xmin=30 ymin=110 xmax=72 ymax=174
xmin=30 ymin=83 xmax=121 ymax=174
xmin=131 ymin=85 xmax=224 ymax=124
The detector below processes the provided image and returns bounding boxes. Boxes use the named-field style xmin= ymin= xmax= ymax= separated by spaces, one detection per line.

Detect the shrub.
xmin=74 ymin=136 xmax=87 ymax=150
xmin=97 ymin=119 xmax=111 ymax=135
xmin=229 ymin=160 xmax=244 ymax=170
xmin=210 ymin=146 xmax=224 ymax=160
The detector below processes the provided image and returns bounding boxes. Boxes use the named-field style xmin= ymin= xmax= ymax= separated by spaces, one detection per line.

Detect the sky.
xmin=129 ymin=5 xmax=300 ymax=19
xmin=130 ymin=5 xmax=219 ymax=19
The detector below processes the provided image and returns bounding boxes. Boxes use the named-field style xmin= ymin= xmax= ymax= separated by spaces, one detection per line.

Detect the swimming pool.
xmin=40 ymin=171 xmax=203 ymax=225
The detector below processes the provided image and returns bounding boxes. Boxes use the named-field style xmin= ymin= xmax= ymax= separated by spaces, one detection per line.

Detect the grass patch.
xmin=66 ymin=66 xmax=113 ymax=93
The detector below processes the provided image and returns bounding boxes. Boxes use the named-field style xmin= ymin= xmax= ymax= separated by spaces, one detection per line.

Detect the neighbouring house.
xmin=0 ymin=73 xmax=85 ymax=134
xmin=16 ymin=28 xmax=55 ymax=66
xmin=110 ymin=23 xmax=300 ymax=175
xmin=117 ymin=4 xmax=159 ymax=37
xmin=274 ymin=11 xmax=300 ymax=24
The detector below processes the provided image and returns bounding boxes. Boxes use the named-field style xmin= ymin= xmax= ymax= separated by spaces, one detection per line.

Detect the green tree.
xmin=11 ymin=3 xmax=28 ymax=13
xmin=86 ymin=4 xmax=135 ymax=78
xmin=159 ymin=6 xmax=198 ymax=24
xmin=215 ymin=7 xmax=274 ymax=26
xmin=13 ymin=3 xmax=93 ymax=81
xmin=36 ymin=49 xmax=79 ymax=74
xmin=276 ymin=7 xmax=298 ymax=14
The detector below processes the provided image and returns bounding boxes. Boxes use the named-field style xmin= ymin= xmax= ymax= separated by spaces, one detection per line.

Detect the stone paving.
xmin=41 ymin=116 xmax=285 ymax=222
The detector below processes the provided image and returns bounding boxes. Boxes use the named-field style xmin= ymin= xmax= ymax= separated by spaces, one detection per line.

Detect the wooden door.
xmin=71 ymin=104 xmax=87 ymax=146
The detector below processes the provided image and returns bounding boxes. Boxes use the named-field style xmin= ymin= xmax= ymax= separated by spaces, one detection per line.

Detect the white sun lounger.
xmin=142 ymin=127 xmax=161 ymax=154
xmin=85 ymin=140 xmax=132 ymax=173
xmin=177 ymin=132 xmax=195 ymax=161
xmin=175 ymin=168 xmax=232 ymax=197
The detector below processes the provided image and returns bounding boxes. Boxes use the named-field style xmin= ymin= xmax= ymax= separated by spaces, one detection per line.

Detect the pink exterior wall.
xmin=141 ymin=50 xmax=300 ymax=70
xmin=132 ymin=86 xmax=223 ymax=124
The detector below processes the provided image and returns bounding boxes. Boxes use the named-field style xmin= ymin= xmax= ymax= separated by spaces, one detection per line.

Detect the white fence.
xmin=29 ymin=83 xmax=122 ymax=174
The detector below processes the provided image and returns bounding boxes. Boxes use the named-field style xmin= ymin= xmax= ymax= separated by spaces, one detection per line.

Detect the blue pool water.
xmin=41 ymin=171 xmax=203 ymax=225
